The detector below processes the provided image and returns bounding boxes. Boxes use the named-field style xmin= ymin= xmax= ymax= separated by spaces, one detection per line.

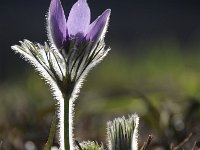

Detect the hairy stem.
xmin=60 ymin=82 xmax=75 ymax=150
xmin=60 ymin=93 xmax=70 ymax=150
xmin=54 ymin=73 xmax=76 ymax=150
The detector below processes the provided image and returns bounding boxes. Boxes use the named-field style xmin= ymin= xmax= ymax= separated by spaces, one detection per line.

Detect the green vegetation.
xmin=1 ymin=41 xmax=200 ymax=149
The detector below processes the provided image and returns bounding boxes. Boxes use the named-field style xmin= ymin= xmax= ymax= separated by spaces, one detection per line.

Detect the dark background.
xmin=1 ymin=0 xmax=200 ymax=149
xmin=2 ymin=0 xmax=200 ymax=79
xmin=1 ymin=0 xmax=200 ymax=78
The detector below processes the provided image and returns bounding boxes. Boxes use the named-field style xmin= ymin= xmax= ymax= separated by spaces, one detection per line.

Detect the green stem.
xmin=60 ymin=79 xmax=75 ymax=150
xmin=44 ymin=114 xmax=56 ymax=150
xmin=64 ymin=94 xmax=70 ymax=150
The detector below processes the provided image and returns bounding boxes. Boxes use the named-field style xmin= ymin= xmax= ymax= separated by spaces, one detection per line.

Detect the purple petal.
xmin=67 ymin=0 xmax=91 ymax=38
xmin=86 ymin=9 xmax=111 ymax=42
xmin=48 ymin=0 xmax=67 ymax=49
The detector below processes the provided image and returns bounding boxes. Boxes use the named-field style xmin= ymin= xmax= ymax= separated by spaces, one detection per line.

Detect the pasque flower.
xmin=11 ymin=0 xmax=111 ymax=149
xmin=107 ymin=115 xmax=139 ymax=150
xmin=49 ymin=0 xmax=111 ymax=51
xmin=46 ymin=0 xmax=111 ymax=83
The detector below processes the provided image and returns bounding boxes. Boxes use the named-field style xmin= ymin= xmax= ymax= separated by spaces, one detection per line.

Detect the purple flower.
xmin=12 ymin=0 xmax=111 ymax=83
xmin=48 ymin=0 xmax=111 ymax=50
xmin=12 ymin=0 xmax=111 ymax=149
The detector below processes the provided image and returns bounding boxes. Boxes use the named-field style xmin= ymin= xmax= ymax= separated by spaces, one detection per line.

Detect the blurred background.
xmin=1 ymin=0 xmax=200 ymax=149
